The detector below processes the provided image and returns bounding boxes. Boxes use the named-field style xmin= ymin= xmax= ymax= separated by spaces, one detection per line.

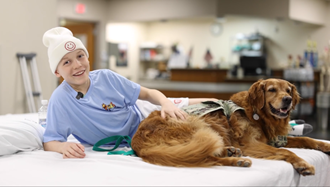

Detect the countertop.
xmin=138 ymin=79 xmax=251 ymax=93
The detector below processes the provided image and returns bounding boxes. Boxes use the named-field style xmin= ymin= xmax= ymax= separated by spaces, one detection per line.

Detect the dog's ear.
xmin=289 ymin=82 xmax=300 ymax=109
xmin=248 ymin=79 xmax=265 ymax=110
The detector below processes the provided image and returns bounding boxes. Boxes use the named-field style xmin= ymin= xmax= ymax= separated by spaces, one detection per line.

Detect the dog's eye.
xmin=268 ymin=88 xmax=276 ymax=92
xmin=286 ymin=89 xmax=291 ymax=93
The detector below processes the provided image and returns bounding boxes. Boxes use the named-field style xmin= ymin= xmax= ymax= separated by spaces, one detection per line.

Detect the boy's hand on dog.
xmin=160 ymin=102 xmax=188 ymax=120
xmin=61 ymin=142 xmax=86 ymax=159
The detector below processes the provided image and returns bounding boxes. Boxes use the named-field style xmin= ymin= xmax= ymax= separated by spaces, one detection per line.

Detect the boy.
xmin=42 ymin=27 xmax=215 ymax=159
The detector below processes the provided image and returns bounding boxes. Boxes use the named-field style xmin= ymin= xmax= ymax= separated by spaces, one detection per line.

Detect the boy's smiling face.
xmin=55 ymin=49 xmax=90 ymax=91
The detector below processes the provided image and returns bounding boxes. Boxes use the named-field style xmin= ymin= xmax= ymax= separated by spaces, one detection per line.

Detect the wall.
xmin=105 ymin=0 xmax=330 ymax=82
xmin=2 ymin=0 xmax=330 ymax=114
xmin=0 ymin=0 xmax=110 ymax=115
xmin=106 ymin=23 xmax=147 ymax=82
xmin=217 ymin=0 xmax=289 ymax=19
xmin=105 ymin=0 xmax=219 ymax=82
xmin=107 ymin=0 xmax=217 ymax=22
xmin=217 ymin=0 xmax=327 ymax=25
xmin=289 ymin=0 xmax=327 ymax=25
xmin=0 ymin=0 xmax=58 ymax=115
xmin=144 ymin=15 xmax=330 ymax=70
xmin=57 ymin=0 xmax=109 ymax=69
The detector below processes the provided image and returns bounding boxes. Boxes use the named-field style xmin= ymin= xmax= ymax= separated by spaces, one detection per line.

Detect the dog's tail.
xmin=136 ymin=123 xmax=225 ymax=167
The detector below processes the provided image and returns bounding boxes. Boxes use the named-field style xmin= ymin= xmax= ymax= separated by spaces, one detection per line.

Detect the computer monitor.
xmin=239 ymin=56 xmax=267 ymax=76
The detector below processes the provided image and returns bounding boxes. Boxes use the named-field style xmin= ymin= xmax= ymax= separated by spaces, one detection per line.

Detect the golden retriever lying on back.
xmin=131 ymin=79 xmax=330 ymax=175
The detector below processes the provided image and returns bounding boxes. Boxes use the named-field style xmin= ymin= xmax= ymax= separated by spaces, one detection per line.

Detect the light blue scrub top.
xmin=43 ymin=69 xmax=141 ymax=145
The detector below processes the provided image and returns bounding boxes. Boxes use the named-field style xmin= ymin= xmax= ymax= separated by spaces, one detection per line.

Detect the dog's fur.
xmin=131 ymin=79 xmax=330 ymax=175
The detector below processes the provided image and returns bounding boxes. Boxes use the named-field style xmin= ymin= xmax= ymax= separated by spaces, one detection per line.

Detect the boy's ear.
xmin=54 ymin=70 xmax=61 ymax=78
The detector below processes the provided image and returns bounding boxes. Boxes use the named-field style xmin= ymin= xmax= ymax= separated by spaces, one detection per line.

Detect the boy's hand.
xmin=161 ymin=101 xmax=188 ymax=120
xmin=61 ymin=142 xmax=86 ymax=159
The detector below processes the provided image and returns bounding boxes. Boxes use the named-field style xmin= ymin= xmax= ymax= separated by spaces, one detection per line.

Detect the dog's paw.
xmin=232 ymin=129 xmax=243 ymax=139
xmin=317 ymin=142 xmax=330 ymax=153
xmin=292 ymin=161 xmax=315 ymax=176
xmin=224 ymin=146 xmax=242 ymax=157
xmin=234 ymin=158 xmax=252 ymax=167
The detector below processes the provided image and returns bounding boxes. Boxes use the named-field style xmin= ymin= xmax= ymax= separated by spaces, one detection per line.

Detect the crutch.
xmin=16 ymin=53 xmax=43 ymax=113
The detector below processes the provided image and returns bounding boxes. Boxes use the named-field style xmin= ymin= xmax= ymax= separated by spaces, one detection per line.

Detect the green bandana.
xmin=182 ymin=100 xmax=244 ymax=118
xmin=268 ymin=135 xmax=288 ymax=147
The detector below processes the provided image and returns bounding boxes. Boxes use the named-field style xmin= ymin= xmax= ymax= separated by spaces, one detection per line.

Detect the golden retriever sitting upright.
xmin=131 ymin=79 xmax=330 ymax=176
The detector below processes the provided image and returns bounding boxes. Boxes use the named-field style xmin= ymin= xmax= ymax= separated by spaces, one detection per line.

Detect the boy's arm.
xmin=43 ymin=141 xmax=86 ymax=159
xmin=188 ymin=98 xmax=218 ymax=105
xmin=138 ymin=86 xmax=187 ymax=120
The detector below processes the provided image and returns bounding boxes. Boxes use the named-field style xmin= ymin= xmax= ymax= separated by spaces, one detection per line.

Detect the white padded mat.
xmin=0 ymin=113 xmax=329 ymax=186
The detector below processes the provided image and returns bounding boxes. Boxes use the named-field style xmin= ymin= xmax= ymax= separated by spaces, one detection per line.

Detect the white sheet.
xmin=0 ymin=113 xmax=329 ymax=186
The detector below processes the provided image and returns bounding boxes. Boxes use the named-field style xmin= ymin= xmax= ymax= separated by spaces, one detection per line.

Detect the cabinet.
xmin=139 ymin=45 xmax=168 ymax=79
xmin=170 ymin=68 xmax=228 ymax=83
xmin=232 ymin=32 xmax=266 ymax=57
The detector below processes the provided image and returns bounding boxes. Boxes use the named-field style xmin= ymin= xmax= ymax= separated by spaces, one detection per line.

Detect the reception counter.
xmin=138 ymin=68 xmax=320 ymax=100
xmin=139 ymin=68 xmax=268 ymax=99
xmin=138 ymin=79 xmax=251 ymax=99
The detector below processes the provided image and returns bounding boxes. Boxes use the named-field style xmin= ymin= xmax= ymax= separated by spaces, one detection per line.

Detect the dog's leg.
xmin=223 ymin=146 xmax=242 ymax=157
xmin=204 ymin=111 xmax=246 ymax=158
xmin=242 ymin=142 xmax=315 ymax=176
xmin=210 ymin=156 xmax=252 ymax=167
xmin=286 ymin=136 xmax=330 ymax=154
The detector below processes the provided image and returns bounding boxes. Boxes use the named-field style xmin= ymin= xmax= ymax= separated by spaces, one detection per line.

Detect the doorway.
xmin=58 ymin=19 xmax=96 ymax=84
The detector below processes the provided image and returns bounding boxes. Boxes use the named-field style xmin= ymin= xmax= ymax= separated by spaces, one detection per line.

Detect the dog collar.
xmin=253 ymin=113 xmax=259 ymax=120
xmin=252 ymin=107 xmax=259 ymax=120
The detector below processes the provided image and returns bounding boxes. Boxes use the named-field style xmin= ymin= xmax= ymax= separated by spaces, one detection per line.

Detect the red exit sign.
xmin=75 ymin=3 xmax=86 ymax=14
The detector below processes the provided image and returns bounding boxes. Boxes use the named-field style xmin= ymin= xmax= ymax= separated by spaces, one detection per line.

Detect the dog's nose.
xmin=282 ymin=96 xmax=292 ymax=105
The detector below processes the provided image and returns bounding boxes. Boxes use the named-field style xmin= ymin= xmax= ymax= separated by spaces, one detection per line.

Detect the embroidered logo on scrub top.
xmin=102 ymin=102 xmax=116 ymax=111
xmin=65 ymin=41 xmax=76 ymax=51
